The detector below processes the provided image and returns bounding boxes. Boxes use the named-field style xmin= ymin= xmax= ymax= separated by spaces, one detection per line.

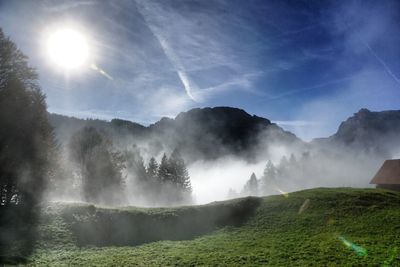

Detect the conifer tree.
xmin=242 ymin=172 xmax=258 ymax=196
xmin=170 ymin=149 xmax=192 ymax=195
xmin=158 ymin=153 xmax=170 ymax=184
xmin=261 ymin=160 xmax=276 ymax=195
xmin=147 ymin=157 xmax=159 ymax=179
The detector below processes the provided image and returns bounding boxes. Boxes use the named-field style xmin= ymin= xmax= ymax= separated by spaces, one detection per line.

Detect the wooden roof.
xmin=370 ymin=159 xmax=400 ymax=185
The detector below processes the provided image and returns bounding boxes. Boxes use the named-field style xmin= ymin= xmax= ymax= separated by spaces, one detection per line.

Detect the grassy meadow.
xmin=21 ymin=188 xmax=400 ymax=266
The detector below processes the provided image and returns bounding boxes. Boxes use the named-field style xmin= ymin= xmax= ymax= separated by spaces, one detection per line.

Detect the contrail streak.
xmin=135 ymin=0 xmax=197 ymax=102
xmin=261 ymin=76 xmax=354 ymax=101
xmin=345 ymin=21 xmax=400 ymax=87
xmin=363 ymin=41 xmax=400 ymax=86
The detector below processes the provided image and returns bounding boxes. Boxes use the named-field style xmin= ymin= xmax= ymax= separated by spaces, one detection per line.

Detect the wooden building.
xmin=370 ymin=159 xmax=400 ymax=191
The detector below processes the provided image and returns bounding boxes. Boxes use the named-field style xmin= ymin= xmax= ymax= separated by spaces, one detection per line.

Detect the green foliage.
xmin=0 ymin=28 xmax=55 ymax=263
xmin=27 ymin=188 xmax=400 ymax=266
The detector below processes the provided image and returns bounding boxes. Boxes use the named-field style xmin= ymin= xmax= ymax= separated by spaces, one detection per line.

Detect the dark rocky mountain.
xmin=48 ymin=107 xmax=302 ymax=162
xmin=149 ymin=107 xmax=302 ymax=161
xmin=313 ymin=108 xmax=400 ymax=157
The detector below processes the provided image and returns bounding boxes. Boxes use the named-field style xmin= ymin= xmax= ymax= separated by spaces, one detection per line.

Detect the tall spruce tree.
xmin=147 ymin=157 xmax=159 ymax=179
xmin=261 ymin=160 xmax=276 ymax=195
xmin=145 ymin=157 xmax=161 ymax=202
xmin=242 ymin=173 xmax=258 ymax=196
xmin=158 ymin=153 xmax=170 ymax=184
xmin=169 ymin=149 xmax=192 ymax=197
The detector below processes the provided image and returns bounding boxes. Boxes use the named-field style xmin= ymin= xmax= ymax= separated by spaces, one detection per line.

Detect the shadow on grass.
xmin=0 ymin=205 xmax=39 ymax=265
xmin=61 ymin=197 xmax=261 ymax=247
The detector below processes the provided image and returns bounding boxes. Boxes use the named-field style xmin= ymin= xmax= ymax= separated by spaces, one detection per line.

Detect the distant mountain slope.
xmin=314 ymin=109 xmax=400 ymax=156
xmin=48 ymin=113 xmax=148 ymax=145
xmin=48 ymin=107 xmax=302 ymax=162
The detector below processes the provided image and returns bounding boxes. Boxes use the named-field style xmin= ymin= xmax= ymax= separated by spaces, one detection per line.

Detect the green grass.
xmin=24 ymin=188 xmax=400 ymax=266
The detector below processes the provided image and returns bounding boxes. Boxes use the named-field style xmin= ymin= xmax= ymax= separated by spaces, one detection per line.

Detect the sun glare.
xmin=47 ymin=28 xmax=88 ymax=69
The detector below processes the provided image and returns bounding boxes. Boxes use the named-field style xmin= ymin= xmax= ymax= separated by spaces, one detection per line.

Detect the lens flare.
xmin=90 ymin=64 xmax=113 ymax=80
xmin=298 ymin=199 xmax=310 ymax=214
xmin=338 ymin=236 xmax=367 ymax=256
xmin=276 ymin=188 xmax=289 ymax=198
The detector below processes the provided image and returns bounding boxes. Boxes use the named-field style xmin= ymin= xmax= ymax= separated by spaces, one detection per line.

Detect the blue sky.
xmin=1 ymin=0 xmax=399 ymax=140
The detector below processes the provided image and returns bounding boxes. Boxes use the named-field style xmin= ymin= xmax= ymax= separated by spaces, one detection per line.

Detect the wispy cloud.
xmin=194 ymin=71 xmax=263 ymax=101
xmin=42 ymin=1 xmax=97 ymax=12
xmin=135 ymin=0 xmax=199 ymax=102
xmin=134 ymin=0 xmax=262 ymax=103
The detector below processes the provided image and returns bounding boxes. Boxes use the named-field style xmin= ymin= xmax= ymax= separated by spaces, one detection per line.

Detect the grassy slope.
xmin=28 ymin=188 xmax=400 ymax=266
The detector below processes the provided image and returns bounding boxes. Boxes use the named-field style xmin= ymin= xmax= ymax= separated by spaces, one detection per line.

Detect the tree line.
xmin=67 ymin=126 xmax=192 ymax=206
xmin=234 ymin=153 xmax=311 ymax=198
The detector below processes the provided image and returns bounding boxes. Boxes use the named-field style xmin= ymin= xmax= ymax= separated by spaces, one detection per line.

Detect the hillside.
xmin=48 ymin=107 xmax=302 ymax=162
xmin=313 ymin=109 xmax=400 ymax=156
xmin=22 ymin=188 xmax=400 ymax=266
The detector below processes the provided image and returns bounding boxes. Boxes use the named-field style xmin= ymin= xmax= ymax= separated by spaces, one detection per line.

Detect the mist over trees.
xmin=69 ymin=127 xmax=125 ymax=205
xmin=124 ymin=146 xmax=192 ymax=206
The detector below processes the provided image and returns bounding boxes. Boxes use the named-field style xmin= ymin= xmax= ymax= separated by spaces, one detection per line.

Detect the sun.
xmin=47 ymin=28 xmax=89 ymax=70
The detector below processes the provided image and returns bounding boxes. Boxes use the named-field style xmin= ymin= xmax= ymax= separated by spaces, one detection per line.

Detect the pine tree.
xmin=145 ymin=157 xmax=161 ymax=203
xmin=242 ymin=172 xmax=258 ymax=196
xmin=158 ymin=153 xmax=170 ymax=184
xmin=170 ymin=149 xmax=192 ymax=195
xmin=277 ymin=156 xmax=289 ymax=179
xmin=147 ymin=157 xmax=159 ymax=179
xmin=261 ymin=160 xmax=276 ymax=195
xmin=289 ymin=153 xmax=297 ymax=166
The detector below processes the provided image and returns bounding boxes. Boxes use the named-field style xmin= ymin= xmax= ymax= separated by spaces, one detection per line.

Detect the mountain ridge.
xmin=49 ymin=107 xmax=400 ymax=161
xmin=48 ymin=106 xmax=302 ymax=162
xmin=313 ymin=108 xmax=400 ymax=157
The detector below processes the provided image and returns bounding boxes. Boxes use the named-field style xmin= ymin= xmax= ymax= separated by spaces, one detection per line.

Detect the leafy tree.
xmin=242 ymin=173 xmax=259 ymax=196
xmin=0 ymin=28 xmax=56 ymax=261
xmin=0 ymin=29 xmax=37 ymax=89
xmin=124 ymin=145 xmax=147 ymax=185
xmin=69 ymin=127 xmax=124 ymax=205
